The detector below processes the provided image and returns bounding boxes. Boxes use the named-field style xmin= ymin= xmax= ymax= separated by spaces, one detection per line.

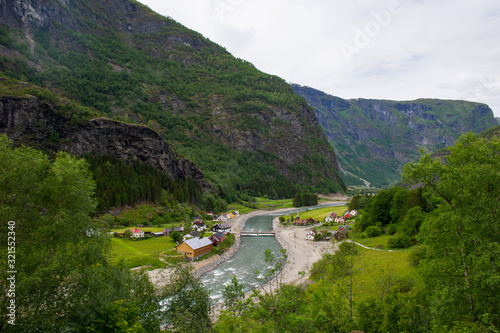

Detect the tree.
xmin=402 ymin=133 xmax=500 ymax=328
xmin=310 ymin=242 xmax=360 ymax=320
xmin=86 ymin=300 xmax=146 ymax=333
xmin=251 ymin=249 xmax=305 ymax=332
xmin=0 ymin=136 xmax=161 ymax=332
xmin=221 ymin=274 xmax=250 ymax=317
xmin=169 ymin=230 xmax=182 ymax=243
xmin=162 ymin=263 xmax=213 ymax=333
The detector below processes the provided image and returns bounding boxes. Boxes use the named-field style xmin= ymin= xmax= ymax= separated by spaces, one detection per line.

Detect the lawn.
xmin=355 ymin=234 xmax=395 ymax=250
xmin=297 ymin=205 xmax=348 ymax=221
xmin=110 ymin=235 xmax=177 ymax=269
xmin=353 ymin=246 xmax=415 ymax=301
xmin=309 ymin=241 xmax=416 ymax=306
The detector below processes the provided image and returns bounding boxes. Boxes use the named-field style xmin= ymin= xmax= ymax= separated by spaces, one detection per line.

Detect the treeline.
xmin=351 ymin=187 xmax=428 ymax=247
xmin=84 ymin=154 xmax=203 ymax=211
xmin=292 ymin=193 xmax=318 ymax=207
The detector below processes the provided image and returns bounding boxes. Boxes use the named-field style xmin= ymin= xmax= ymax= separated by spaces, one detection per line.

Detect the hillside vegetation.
xmin=0 ymin=0 xmax=345 ymax=201
xmin=293 ymin=84 xmax=497 ymax=188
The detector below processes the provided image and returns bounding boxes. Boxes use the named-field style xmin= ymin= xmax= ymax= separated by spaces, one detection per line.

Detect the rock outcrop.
xmin=0 ymin=95 xmax=211 ymax=190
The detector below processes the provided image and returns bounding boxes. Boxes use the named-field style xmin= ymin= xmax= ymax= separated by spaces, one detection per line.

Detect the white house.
xmin=335 ymin=216 xmax=346 ymax=224
xmin=213 ymin=214 xmax=229 ymax=222
xmin=213 ymin=222 xmax=231 ymax=234
xmin=193 ymin=222 xmax=207 ymax=232
xmin=305 ymin=229 xmax=317 ymax=241
xmin=350 ymin=210 xmax=359 ymax=216
xmin=129 ymin=228 xmax=145 ymax=238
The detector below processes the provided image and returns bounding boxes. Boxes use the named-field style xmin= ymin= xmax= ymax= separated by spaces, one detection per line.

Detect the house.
xmin=344 ymin=213 xmax=353 ymax=219
xmin=193 ymin=222 xmax=207 ymax=232
xmin=192 ymin=216 xmax=202 ymax=223
xmin=294 ymin=219 xmax=308 ymax=226
xmin=176 ymin=237 xmax=213 ymax=260
xmin=305 ymin=233 xmax=315 ymax=240
xmin=209 ymin=232 xmax=226 ymax=245
xmin=335 ymin=216 xmax=346 ymax=224
xmin=213 ymin=214 xmax=229 ymax=222
xmin=305 ymin=229 xmax=318 ymax=240
xmin=229 ymin=212 xmax=237 ymax=219
xmin=129 ymin=228 xmax=144 ymax=238
xmin=213 ymin=223 xmax=231 ymax=234
xmin=163 ymin=227 xmax=184 ymax=236
xmin=325 ymin=212 xmax=338 ymax=223
xmin=350 ymin=210 xmax=358 ymax=216
xmin=153 ymin=232 xmax=164 ymax=237
xmin=331 ymin=229 xmax=349 ymax=241
xmin=183 ymin=231 xmax=201 ymax=241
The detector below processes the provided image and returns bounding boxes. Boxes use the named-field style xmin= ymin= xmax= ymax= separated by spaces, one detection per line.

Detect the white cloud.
xmin=138 ymin=0 xmax=500 ymax=117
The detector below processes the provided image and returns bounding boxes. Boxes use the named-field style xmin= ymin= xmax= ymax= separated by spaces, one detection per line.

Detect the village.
xmin=110 ymin=207 xmax=358 ymax=267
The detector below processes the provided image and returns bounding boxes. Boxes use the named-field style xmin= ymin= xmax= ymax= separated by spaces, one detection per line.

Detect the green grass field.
xmin=309 ymin=240 xmax=416 ymax=307
xmin=110 ymin=236 xmax=178 ymax=269
xmin=355 ymin=235 xmax=395 ymax=250
xmin=354 ymin=245 xmax=415 ymax=300
xmin=297 ymin=205 xmax=348 ymax=221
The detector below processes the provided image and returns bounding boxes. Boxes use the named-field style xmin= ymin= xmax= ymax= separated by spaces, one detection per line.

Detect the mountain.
xmin=292 ymin=84 xmax=497 ymax=188
xmin=0 ymin=0 xmax=345 ymax=199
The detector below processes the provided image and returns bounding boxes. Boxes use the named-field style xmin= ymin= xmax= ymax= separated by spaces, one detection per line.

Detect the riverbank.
xmin=147 ymin=201 xmax=346 ymax=288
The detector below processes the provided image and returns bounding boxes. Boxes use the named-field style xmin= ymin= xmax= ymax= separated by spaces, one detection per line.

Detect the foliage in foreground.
xmin=0 ymin=135 xmax=161 ymax=332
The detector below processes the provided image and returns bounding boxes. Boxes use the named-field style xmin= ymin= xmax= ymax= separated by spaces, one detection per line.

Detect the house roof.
xmin=131 ymin=228 xmax=143 ymax=233
xmin=218 ymin=223 xmax=231 ymax=229
xmin=212 ymin=232 xmax=225 ymax=239
xmin=183 ymin=237 xmax=213 ymax=250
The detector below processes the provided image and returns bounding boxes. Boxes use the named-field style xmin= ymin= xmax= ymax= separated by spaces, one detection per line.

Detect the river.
xmin=201 ymin=203 xmax=343 ymax=303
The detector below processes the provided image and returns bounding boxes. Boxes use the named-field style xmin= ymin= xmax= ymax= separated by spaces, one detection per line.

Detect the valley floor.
xmin=147 ymin=202 xmax=346 ymax=291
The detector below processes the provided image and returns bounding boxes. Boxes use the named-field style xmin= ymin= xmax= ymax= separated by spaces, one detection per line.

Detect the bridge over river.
xmin=240 ymin=231 xmax=276 ymax=237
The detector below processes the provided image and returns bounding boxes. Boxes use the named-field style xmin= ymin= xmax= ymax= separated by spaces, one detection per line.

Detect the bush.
xmin=408 ymin=245 xmax=428 ymax=266
xmin=388 ymin=234 xmax=412 ymax=248
xmin=386 ymin=223 xmax=397 ymax=235
xmin=365 ymin=226 xmax=382 ymax=238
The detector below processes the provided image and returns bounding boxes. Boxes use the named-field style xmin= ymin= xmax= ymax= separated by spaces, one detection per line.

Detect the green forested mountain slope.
xmin=292 ymin=84 xmax=497 ymax=188
xmin=0 ymin=0 xmax=345 ymax=199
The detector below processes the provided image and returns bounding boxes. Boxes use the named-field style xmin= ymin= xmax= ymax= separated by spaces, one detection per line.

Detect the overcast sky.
xmin=138 ymin=0 xmax=500 ymax=118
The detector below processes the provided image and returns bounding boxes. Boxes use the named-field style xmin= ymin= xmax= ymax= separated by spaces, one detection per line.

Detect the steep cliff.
xmin=292 ymin=84 xmax=497 ymax=187
xmin=0 ymin=0 xmax=345 ymax=196
xmin=0 ymin=94 xmax=211 ymax=190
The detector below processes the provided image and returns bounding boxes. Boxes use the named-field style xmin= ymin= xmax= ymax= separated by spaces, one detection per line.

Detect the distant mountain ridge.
xmin=292 ymin=84 xmax=497 ymax=188
xmin=0 ymin=0 xmax=346 ymax=198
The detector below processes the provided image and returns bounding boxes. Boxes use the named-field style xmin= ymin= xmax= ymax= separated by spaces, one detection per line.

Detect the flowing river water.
xmin=201 ymin=203 xmax=343 ymax=303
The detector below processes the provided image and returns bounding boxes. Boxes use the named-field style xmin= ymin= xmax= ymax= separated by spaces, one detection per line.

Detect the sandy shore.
xmin=148 ymin=201 xmax=346 ymax=288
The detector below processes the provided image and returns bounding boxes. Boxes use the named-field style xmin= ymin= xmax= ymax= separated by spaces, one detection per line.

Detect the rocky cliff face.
xmin=0 ymin=95 xmax=211 ymax=190
xmin=293 ymin=84 xmax=498 ymax=187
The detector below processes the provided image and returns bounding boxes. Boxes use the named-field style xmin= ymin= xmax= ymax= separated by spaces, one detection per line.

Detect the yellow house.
xmin=176 ymin=237 xmax=213 ymax=260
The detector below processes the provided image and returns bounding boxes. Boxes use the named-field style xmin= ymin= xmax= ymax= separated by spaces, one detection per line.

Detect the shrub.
xmin=408 ymin=245 xmax=428 ymax=267
xmin=365 ymin=226 xmax=382 ymax=238
xmin=388 ymin=234 xmax=412 ymax=248
xmin=386 ymin=223 xmax=397 ymax=235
